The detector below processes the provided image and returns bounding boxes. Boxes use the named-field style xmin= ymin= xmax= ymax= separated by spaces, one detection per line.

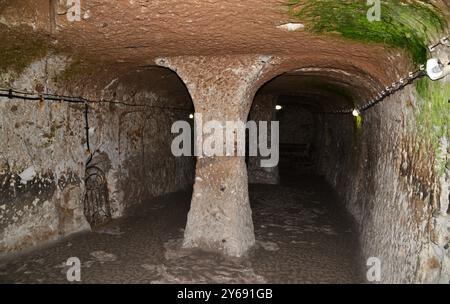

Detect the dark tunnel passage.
xmin=244 ymin=70 xmax=374 ymax=283
xmin=251 ymin=69 xmax=363 ymax=180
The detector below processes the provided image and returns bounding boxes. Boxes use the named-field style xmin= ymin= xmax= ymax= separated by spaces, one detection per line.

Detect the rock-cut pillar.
xmin=156 ymin=55 xmax=273 ymax=256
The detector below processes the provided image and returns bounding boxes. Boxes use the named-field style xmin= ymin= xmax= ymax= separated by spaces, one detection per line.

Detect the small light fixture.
xmin=275 ymin=105 xmax=283 ymax=111
xmin=189 ymin=113 xmax=194 ymax=119
xmin=352 ymin=109 xmax=360 ymax=117
xmin=426 ymin=58 xmax=450 ymax=81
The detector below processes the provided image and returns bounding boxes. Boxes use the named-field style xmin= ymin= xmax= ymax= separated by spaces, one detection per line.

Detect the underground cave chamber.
xmin=0 ymin=0 xmax=449 ymax=284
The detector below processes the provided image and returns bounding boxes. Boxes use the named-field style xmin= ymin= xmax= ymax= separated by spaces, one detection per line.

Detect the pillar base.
xmin=183 ymin=157 xmax=255 ymax=257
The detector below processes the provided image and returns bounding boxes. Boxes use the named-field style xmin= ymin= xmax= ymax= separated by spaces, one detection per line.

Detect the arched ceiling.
xmin=257 ymin=66 xmax=386 ymax=111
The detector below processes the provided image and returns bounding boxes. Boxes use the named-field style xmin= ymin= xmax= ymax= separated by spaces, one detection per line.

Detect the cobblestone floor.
xmin=0 ymin=175 xmax=364 ymax=284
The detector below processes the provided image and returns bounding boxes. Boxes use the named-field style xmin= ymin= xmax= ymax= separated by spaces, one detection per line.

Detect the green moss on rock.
xmin=414 ymin=78 xmax=449 ymax=174
xmin=288 ymin=0 xmax=447 ymax=63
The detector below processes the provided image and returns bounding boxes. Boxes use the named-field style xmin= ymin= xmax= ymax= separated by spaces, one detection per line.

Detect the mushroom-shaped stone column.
xmin=156 ymin=55 xmax=273 ymax=257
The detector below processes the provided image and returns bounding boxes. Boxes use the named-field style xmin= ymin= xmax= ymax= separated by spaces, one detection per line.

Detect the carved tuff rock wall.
xmin=0 ymin=56 xmax=195 ymax=257
xmin=319 ymin=83 xmax=450 ymax=283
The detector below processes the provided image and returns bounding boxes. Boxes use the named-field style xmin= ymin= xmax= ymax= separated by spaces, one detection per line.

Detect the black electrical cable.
xmin=0 ymin=87 xmax=193 ymax=112
xmin=316 ymin=68 xmax=426 ymax=115
xmin=0 ymin=87 xmax=195 ymax=161
xmin=84 ymin=103 xmax=91 ymax=153
xmin=0 ymin=65 xmax=427 ymax=116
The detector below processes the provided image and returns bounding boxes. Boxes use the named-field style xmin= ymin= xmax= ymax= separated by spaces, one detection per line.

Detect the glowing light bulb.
xmin=189 ymin=114 xmax=194 ymax=119
xmin=352 ymin=109 xmax=360 ymax=117
xmin=275 ymin=105 xmax=282 ymax=111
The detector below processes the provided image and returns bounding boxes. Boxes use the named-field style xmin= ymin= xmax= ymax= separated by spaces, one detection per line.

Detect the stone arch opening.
xmin=244 ymin=64 xmax=395 ymax=281
xmin=247 ymin=64 xmax=380 ymax=181
xmin=111 ymin=66 xmax=197 ymax=218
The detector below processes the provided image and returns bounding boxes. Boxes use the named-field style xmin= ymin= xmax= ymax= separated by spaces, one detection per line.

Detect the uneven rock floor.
xmin=0 ymin=175 xmax=364 ymax=283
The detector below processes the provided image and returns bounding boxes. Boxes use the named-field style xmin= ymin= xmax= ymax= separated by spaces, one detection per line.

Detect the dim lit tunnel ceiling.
xmin=257 ymin=69 xmax=374 ymax=111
